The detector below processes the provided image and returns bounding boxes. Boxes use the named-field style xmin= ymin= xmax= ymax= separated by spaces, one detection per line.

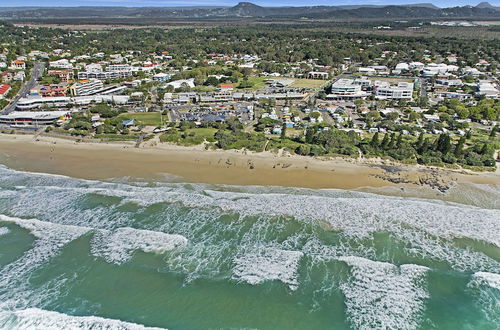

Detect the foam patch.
xmin=339 ymin=256 xmax=429 ymax=330
xmin=232 ymin=248 xmax=303 ymax=290
xmin=90 ymin=227 xmax=187 ymax=264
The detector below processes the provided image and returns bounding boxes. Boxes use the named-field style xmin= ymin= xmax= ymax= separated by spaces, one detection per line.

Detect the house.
xmin=48 ymin=69 xmax=74 ymax=83
xmin=152 ymin=73 xmax=172 ymax=82
xmin=307 ymin=71 xmax=328 ymax=80
xmin=13 ymin=71 xmax=25 ymax=82
xmin=0 ymin=83 xmax=11 ymax=99
xmin=10 ymin=60 xmax=26 ymax=70
xmin=166 ymin=78 xmax=195 ymax=90
xmin=1 ymin=70 xmax=15 ymax=83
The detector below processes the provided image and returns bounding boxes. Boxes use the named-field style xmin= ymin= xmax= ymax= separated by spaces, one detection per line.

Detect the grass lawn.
xmin=290 ymin=79 xmax=327 ymax=89
xmin=235 ymin=76 xmax=268 ymax=90
xmin=194 ymin=85 xmax=217 ymax=92
xmin=117 ymin=112 xmax=164 ymax=126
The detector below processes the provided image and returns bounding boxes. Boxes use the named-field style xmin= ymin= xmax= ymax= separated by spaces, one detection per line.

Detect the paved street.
xmin=2 ymin=62 xmax=45 ymax=114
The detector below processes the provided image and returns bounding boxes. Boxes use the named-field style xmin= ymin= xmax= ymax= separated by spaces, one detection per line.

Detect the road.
xmin=419 ymin=77 xmax=428 ymax=99
xmin=2 ymin=62 xmax=45 ymax=114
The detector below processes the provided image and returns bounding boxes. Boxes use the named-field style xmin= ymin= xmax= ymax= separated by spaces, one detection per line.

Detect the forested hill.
xmin=0 ymin=2 xmax=499 ymax=19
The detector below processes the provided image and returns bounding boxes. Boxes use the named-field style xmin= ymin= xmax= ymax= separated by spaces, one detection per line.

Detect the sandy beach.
xmin=0 ymin=133 xmax=498 ymax=191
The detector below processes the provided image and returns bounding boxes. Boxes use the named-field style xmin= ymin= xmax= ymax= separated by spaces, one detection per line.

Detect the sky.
xmin=0 ymin=0 xmax=498 ymax=7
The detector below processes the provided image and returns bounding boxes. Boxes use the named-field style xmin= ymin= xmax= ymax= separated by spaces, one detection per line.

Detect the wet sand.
xmin=0 ymin=134 xmax=498 ymax=191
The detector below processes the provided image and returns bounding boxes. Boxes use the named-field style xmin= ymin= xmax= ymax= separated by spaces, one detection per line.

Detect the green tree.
xmin=370 ymin=132 xmax=380 ymax=148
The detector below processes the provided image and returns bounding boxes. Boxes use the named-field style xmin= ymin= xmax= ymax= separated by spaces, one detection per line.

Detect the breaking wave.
xmin=90 ymin=227 xmax=187 ymax=264
xmin=0 ymin=308 xmax=164 ymax=330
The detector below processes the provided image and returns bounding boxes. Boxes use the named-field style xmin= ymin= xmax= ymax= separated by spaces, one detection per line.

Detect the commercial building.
xmin=0 ymin=111 xmax=71 ymax=126
xmin=375 ymin=82 xmax=413 ymax=100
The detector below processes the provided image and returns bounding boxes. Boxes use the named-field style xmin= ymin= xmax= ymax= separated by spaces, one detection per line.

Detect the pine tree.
xmin=416 ymin=132 xmax=424 ymax=150
xmin=387 ymin=133 xmax=396 ymax=149
xmin=396 ymin=133 xmax=403 ymax=148
xmin=280 ymin=123 xmax=287 ymax=139
xmin=435 ymin=133 xmax=452 ymax=154
xmin=381 ymin=133 xmax=390 ymax=149
xmin=454 ymin=136 xmax=466 ymax=157
xmin=305 ymin=127 xmax=314 ymax=144
xmin=490 ymin=125 xmax=498 ymax=139
xmin=370 ymin=132 xmax=380 ymax=148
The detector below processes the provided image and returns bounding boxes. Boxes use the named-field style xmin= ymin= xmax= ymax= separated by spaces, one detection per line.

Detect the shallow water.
xmin=0 ymin=165 xmax=498 ymax=329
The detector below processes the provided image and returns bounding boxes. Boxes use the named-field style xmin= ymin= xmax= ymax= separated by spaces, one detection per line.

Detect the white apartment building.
xmin=70 ymin=79 xmax=103 ymax=96
xmin=331 ymin=79 xmax=362 ymax=96
xmin=49 ymin=59 xmax=73 ymax=69
xmin=477 ymin=81 xmax=499 ymax=98
xmin=77 ymin=63 xmax=132 ymax=80
xmin=375 ymin=82 xmax=413 ymax=100
xmin=107 ymin=64 xmax=132 ymax=72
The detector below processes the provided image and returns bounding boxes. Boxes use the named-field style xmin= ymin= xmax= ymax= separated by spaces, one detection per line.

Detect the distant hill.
xmin=476 ymin=2 xmax=500 ymax=11
xmin=0 ymin=2 xmax=499 ymax=20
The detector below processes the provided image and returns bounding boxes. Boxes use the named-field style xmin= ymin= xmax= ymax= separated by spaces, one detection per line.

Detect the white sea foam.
xmin=232 ymin=248 xmax=303 ymax=290
xmin=0 ymin=227 xmax=9 ymax=236
xmin=2 ymin=165 xmax=499 ymax=248
xmin=339 ymin=256 xmax=429 ymax=330
xmin=472 ymin=272 xmax=500 ymax=290
xmin=0 ymin=215 xmax=91 ymax=309
xmin=0 ymin=308 xmax=164 ymax=330
xmin=90 ymin=227 xmax=187 ymax=264
xmin=468 ymin=272 xmax=500 ymax=324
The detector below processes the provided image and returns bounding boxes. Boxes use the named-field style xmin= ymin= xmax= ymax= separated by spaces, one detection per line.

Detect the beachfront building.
xmin=0 ymin=111 xmax=71 ymax=127
xmin=16 ymin=94 xmax=130 ymax=110
xmin=70 ymin=79 xmax=104 ymax=96
xmin=375 ymin=82 xmax=413 ymax=100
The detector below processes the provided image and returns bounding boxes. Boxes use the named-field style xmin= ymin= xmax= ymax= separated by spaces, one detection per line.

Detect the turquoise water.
xmin=0 ymin=164 xmax=498 ymax=329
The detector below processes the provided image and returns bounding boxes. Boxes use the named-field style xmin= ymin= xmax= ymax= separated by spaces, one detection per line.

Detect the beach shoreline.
xmin=0 ymin=133 xmax=498 ymax=192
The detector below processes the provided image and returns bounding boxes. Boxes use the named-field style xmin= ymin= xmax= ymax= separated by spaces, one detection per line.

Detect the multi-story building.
xmin=70 ymin=79 xmax=103 ymax=96
xmin=375 ymin=82 xmax=413 ymax=100
xmin=49 ymin=59 xmax=73 ymax=69
xmin=329 ymin=79 xmax=365 ymax=98
xmin=48 ymin=69 xmax=74 ymax=83
xmin=10 ymin=60 xmax=26 ymax=70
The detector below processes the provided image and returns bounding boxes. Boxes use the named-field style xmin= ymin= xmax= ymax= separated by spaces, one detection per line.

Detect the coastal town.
xmin=0 ymin=3 xmax=500 ymax=330
xmin=0 ymin=22 xmax=498 ymax=170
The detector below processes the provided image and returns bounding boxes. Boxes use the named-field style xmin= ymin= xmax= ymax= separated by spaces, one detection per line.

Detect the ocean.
xmin=0 ymin=164 xmax=498 ymax=329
